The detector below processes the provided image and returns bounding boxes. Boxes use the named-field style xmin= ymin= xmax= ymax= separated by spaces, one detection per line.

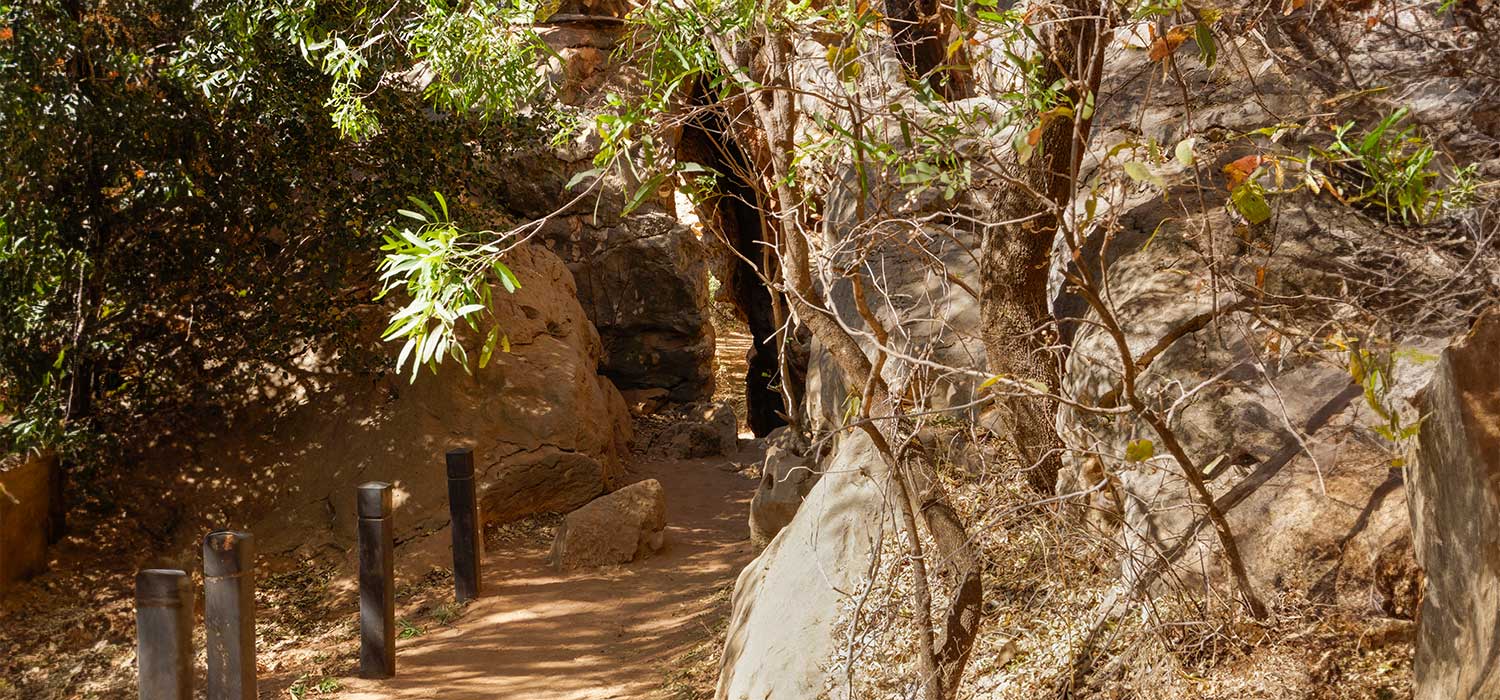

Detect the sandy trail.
xmin=338 ymin=448 xmax=760 ymax=700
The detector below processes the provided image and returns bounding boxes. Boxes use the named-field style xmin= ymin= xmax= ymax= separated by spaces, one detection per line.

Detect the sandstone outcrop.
xmin=717 ymin=431 xmax=889 ymax=699
xmin=478 ymin=21 xmax=716 ymax=405
xmin=153 ymin=242 xmax=632 ymax=558
xmin=1410 ymin=309 xmax=1500 ymax=700
xmin=0 ymin=450 xmax=60 ymax=592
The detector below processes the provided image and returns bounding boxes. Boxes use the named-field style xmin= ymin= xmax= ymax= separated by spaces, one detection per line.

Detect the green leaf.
xmin=1125 ymin=438 xmax=1155 ymax=462
xmin=396 ymin=209 xmax=428 ymax=223
xmin=407 ymin=195 xmax=439 ymax=221
xmin=1013 ymin=130 xmax=1036 ymax=165
xmin=1230 ymin=183 xmax=1272 ymax=224
xmin=1362 ymin=108 xmax=1407 ymax=154
xmin=383 ymin=313 xmax=426 ymax=342
xmin=479 ymin=327 xmax=499 ymax=369
xmin=565 ymin=167 xmax=604 ymax=191
xmin=1175 ymin=137 xmax=1197 ymax=167
xmin=1194 ymin=22 xmax=1217 ymax=68
xmin=1123 ymin=161 xmax=1166 ymax=189
xmin=623 ymin=172 xmax=669 ymax=215
xmin=493 ymin=261 xmax=521 ymax=293
xmin=676 ymin=161 xmax=714 ymax=175
xmin=396 ymin=337 xmax=417 ymax=373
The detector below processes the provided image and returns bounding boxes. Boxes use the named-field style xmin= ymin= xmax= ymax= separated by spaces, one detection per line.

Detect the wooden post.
xmin=446 ymin=448 xmax=481 ymax=603
xmin=135 ymin=568 xmax=192 ymax=700
xmin=203 ymin=530 xmax=256 ymax=700
xmin=358 ymin=482 xmax=395 ymax=678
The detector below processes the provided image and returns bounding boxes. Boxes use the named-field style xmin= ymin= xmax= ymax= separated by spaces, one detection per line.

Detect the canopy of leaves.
xmin=0 ymin=0 xmax=550 ymax=455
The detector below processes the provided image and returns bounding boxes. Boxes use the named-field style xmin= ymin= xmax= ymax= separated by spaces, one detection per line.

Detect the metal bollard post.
xmin=135 ymin=569 xmax=192 ymax=700
xmin=446 ymin=448 xmax=482 ymax=603
xmin=358 ymin=482 xmax=395 ymax=679
xmin=203 ymin=530 xmax=256 ymax=700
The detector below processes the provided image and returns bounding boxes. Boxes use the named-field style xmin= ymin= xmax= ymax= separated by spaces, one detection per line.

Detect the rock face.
xmin=0 ymin=451 xmax=59 ymax=593
xmin=480 ymin=23 xmax=716 ymax=406
xmin=748 ymin=428 xmax=818 ymax=549
xmin=715 ymin=13 xmax=1497 ymax=694
xmin=1410 ymin=309 xmax=1500 ymax=700
xmin=549 ymin=479 xmax=667 ymax=570
xmin=717 ymin=431 xmax=889 ymax=699
xmin=655 ymin=401 xmax=740 ymax=459
xmin=1043 ymin=21 xmax=1490 ymax=611
xmin=151 ymin=242 xmax=632 ymax=558
xmin=1054 ymin=193 xmax=1430 ymax=606
xmin=541 ymin=211 xmax=716 ymax=404
xmin=820 ymin=188 xmax=987 ymax=421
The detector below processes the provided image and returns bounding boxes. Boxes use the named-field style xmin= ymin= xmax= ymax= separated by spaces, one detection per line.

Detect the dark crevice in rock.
xmin=678 ymin=89 xmax=798 ymax=437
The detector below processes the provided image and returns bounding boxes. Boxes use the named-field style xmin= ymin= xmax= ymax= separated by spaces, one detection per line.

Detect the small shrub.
xmin=287 ymin=674 xmax=342 ymax=699
xmin=1322 ymin=108 xmax=1469 ymax=223
xmin=397 ymin=618 xmax=424 ymax=640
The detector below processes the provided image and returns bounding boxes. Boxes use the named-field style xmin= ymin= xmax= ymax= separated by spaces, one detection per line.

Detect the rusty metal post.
xmin=358 ymin=482 xmax=395 ymax=678
xmin=446 ymin=448 xmax=481 ymax=603
xmin=203 ymin=530 xmax=256 ymax=700
xmin=135 ymin=568 xmax=192 ymax=700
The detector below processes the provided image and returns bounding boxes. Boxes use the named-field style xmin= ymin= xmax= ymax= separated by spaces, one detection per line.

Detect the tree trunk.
xmin=883 ymin=0 xmax=974 ymax=99
xmin=64 ymin=0 xmax=104 ymax=423
xmin=980 ymin=226 xmax=1062 ymax=493
xmin=978 ymin=0 xmax=1106 ymax=493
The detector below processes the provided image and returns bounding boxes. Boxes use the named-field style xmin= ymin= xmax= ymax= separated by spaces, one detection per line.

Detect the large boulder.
xmin=1409 ymin=308 xmax=1500 ymax=700
xmin=539 ymin=211 xmax=716 ymax=404
xmin=802 ymin=128 xmax=996 ymax=440
xmin=149 ymin=242 xmax=632 ymax=558
xmin=748 ymin=428 xmax=818 ymax=550
xmin=1046 ymin=24 xmax=1490 ymax=610
xmin=1055 ymin=187 xmax=1438 ymax=608
xmin=548 ymin=478 xmax=668 ymax=570
xmin=0 ymin=451 xmax=60 ymax=593
xmin=718 ymin=431 xmax=889 ymax=699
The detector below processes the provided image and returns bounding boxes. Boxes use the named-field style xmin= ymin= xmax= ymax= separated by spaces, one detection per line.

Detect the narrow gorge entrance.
xmin=677 ymin=101 xmax=799 ymax=438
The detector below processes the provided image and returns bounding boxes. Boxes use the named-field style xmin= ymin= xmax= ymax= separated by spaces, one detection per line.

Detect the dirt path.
xmin=0 ymin=326 xmax=762 ymax=700
xmin=337 ymin=448 xmax=760 ymax=700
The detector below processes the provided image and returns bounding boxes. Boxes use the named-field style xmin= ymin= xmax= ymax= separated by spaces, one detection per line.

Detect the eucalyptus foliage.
xmin=174 ymin=0 xmax=555 ymax=139
xmin=376 ymin=193 xmax=520 ymax=382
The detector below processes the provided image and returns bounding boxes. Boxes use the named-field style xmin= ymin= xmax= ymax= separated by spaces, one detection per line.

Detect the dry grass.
xmin=809 ymin=434 xmax=1415 ymax=700
xmin=660 ymin=584 xmax=736 ymax=699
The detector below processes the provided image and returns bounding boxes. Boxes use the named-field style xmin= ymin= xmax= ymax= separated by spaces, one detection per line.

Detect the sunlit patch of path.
xmin=338 ymin=449 xmax=760 ymax=700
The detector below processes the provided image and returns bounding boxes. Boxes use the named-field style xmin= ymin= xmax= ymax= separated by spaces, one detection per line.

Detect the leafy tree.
xmin=0 ymin=0 xmax=547 ymax=456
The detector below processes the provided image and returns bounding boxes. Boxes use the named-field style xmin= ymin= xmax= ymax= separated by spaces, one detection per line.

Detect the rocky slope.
xmin=141 ymin=241 xmax=633 ymax=564
xmin=714 ymin=1 xmax=1497 ymax=696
